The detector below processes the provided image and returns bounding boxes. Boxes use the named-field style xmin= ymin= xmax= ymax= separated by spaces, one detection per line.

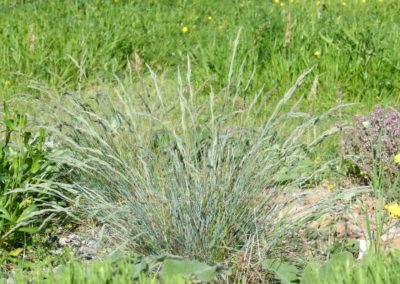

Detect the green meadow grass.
xmin=1 ymin=0 xmax=399 ymax=112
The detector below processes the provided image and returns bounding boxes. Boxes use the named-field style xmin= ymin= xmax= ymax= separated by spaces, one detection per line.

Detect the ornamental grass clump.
xmin=345 ymin=105 xmax=400 ymax=181
xmin=46 ymin=51 xmax=344 ymax=264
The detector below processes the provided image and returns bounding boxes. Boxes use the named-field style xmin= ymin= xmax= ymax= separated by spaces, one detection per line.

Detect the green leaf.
xmin=300 ymin=252 xmax=355 ymax=284
xmin=23 ymin=131 xmax=31 ymax=145
xmin=18 ymin=226 xmax=40 ymax=233
xmin=9 ymin=247 xmax=23 ymax=257
xmin=131 ymin=261 xmax=149 ymax=279
xmin=161 ymin=259 xmax=217 ymax=283
xmin=0 ymin=208 xmax=13 ymax=222
xmin=5 ymin=118 xmax=16 ymax=131
xmin=320 ymin=252 xmax=354 ymax=278
xmin=301 ymin=262 xmax=321 ymax=284
xmin=330 ymin=251 xmax=354 ymax=264
xmin=16 ymin=205 xmax=39 ymax=223
xmin=262 ymin=259 xmax=299 ymax=284
xmin=30 ymin=158 xmax=42 ymax=174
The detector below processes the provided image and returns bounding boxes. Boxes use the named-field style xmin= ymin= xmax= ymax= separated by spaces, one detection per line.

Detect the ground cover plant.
xmin=4 ymin=251 xmax=400 ymax=283
xmin=0 ymin=103 xmax=70 ymax=248
xmin=345 ymin=105 xmax=400 ymax=183
xmin=1 ymin=0 xmax=400 ymax=283
xmin=3 ymin=256 xmax=222 ymax=284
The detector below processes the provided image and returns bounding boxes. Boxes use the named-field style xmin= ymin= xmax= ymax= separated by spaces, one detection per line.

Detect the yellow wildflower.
xmin=385 ymin=204 xmax=400 ymax=218
xmin=395 ymin=153 xmax=400 ymax=165
xmin=341 ymin=1 xmax=347 ymax=6
xmin=4 ymin=80 xmax=11 ymax=87
xmin=208 ymin=16 xmax=213 ymax=21
xmin=314 ymin=50 xmax=321 ymax=57
xmin=327 ymin=184 xmax=335 ymax=190
xmin=113 ymin=0 xmax=119 ymax=3
xmin=280 ymin=2 xmax=285 ymax=7
xmin=181 ymin=26 xmax=189 ymax=33
xmin=361 ymin=0 xmax=366 ymax=3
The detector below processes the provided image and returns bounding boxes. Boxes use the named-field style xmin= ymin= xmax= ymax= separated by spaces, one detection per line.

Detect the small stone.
xmin=59 ymin=237 xmax=68 ymax=246
xmin=51 ymin=248 xmax=63 ymax=255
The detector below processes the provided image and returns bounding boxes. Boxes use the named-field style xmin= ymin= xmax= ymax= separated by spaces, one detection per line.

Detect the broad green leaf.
xmin=262 ymin=259 xmax=299 ymax=284
xmin=161 ymin=259 xmax=217 ymax=283
xmin=301 ymin=262 xmax=321 ymax=284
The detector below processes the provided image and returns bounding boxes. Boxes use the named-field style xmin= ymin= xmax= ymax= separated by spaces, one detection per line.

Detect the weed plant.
xmin=0 ymin=103 xmax=72 ymax=247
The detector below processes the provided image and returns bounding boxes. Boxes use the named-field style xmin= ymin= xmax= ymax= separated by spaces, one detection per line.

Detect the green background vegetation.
xmin=1 ymin=0 xmax=399 ymax=110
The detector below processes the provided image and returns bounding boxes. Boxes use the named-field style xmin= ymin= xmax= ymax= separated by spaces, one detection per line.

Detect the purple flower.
xmin=345 ymin=105 xmax=400 ymax=179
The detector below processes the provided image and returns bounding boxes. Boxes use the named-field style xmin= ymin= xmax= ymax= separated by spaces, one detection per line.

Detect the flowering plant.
xmin=345 ymin=105 xmax=400 ymax=180
xmin=385 ymin=203 xmax=400 ymax=218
